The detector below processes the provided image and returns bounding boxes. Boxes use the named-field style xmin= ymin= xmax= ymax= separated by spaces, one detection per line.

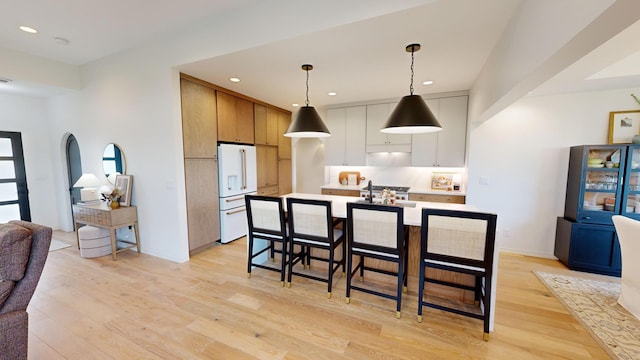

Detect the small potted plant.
xmin=101 ymin=187 xmax=123 ymax=209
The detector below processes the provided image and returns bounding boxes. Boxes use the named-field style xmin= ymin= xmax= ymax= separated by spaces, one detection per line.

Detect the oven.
xmin=359 ymin=185 xmax=410 ymax=201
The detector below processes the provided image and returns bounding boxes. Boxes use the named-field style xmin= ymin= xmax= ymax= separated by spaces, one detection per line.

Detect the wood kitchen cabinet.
xmin=277 ymin=110 xmax=291 ymax=160
xmin=217 ymin=91 xmax=255 ymax=144
xmin=184 ymin=158 xmax=220 ymax=253
xmin=408 ymin=193 xmax=466 ymax=204
xmin=325 ymin=106 xmax=366 ymax=166
xmin=256 ymin=106 xmax=292 ymax=196
xmin=411 ymin=95 xmax=468 ymax=167
xmin=279 ymin=159 xmax=292 ymax=195
xmin=256 ymin=145 xmax=278 ymax=188
xmin=180 ymin=76 xmax=221 ymax=252
xmin=180 ymin=78 xmax=217 ymax=158
xmin=277 ymin=111 xmax=292 ymax=195
xmin=321 ymin=188 xmax=361 ymax=197
xmin=366 ymin=103 xmax=411 ymax=153
xmin=254 ymin=104 xmax=279 ymax=146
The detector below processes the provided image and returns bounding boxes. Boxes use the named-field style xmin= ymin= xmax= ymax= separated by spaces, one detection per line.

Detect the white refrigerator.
xmin=218 ymin=143 xmax=257 ymax=243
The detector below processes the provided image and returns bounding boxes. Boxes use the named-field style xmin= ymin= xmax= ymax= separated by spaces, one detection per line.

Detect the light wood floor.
xmin=28 ymin=231 xmax=611 ymax=359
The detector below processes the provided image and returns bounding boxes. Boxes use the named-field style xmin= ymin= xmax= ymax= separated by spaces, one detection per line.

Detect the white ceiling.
xmin=1 ymin=0 xmax=639 ymax=110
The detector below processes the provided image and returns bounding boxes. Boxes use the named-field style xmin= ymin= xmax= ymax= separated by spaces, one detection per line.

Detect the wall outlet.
xmin=479 ymin=176 xmax=490 ymax=185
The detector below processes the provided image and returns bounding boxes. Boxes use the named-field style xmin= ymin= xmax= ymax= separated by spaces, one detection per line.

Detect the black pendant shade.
xmin=381 ymin=94 xmax=442 ymax=134
xmin=381 ymin=43 xmax=442 ymax=134
xmin=285 ymin=64 xmax=331 ymax=138
xmin=285 ymin=105 xmax=331 ymax=138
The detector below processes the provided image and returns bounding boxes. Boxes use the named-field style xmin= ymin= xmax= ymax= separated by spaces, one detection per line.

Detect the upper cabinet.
xmin=217 ymin=91 xmax=255 ymax=144
xmin=411 ymin=95 xmax=468 ymax=167
xmin=254 ymin=104 xmax=279 ymax=146
xmin=180 ymin=78 xmax=217 ymax=158
xmin=325 ymin=106 xmax=366 ymax=166
xmin=366 ymin=103 xmax=412 ymax=153
xmin=277 ymin=110 xmax=291 ymax=160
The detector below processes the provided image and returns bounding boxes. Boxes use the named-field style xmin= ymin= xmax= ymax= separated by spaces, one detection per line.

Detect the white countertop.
xmin=321 ymin=184 xmax=466 ymax=196
xmin=282 ymin=192 xmax=481 ymax=227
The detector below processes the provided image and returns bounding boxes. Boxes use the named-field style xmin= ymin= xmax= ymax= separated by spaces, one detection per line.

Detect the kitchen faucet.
xmin=368 ymin=180 xmax=373 ymax=203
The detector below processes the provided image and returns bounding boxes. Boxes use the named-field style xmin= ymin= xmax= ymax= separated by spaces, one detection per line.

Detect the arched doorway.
xmin=65 ymin=134 xmax=82 ymax=228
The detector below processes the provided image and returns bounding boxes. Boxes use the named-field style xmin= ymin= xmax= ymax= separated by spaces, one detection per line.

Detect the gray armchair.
xmin=0 ymin=220 xmax=52 ymax=360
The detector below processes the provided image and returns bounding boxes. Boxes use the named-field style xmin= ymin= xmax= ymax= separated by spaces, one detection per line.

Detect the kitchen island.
xmin=281 ymin=193 xmax=493 ymax=308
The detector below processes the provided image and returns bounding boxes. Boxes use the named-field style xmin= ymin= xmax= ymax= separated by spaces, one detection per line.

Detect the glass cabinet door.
xmin=577 ymin=146 xmax=625 ymax=224
xmin=622 ymin=146 xmax=640 ymax=217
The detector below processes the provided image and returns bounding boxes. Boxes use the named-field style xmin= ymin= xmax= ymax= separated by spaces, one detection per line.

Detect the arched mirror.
xmin=102 ymin=143 xmax=126 ymax=184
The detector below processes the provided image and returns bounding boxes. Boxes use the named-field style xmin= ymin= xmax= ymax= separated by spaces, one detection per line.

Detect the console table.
xmin=72 ymin=203 xmax=140 ymax=260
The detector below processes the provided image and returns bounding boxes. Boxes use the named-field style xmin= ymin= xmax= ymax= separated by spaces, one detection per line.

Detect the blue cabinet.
xmin=554 ymin=144 xmax=634 ymax=276
xmin=554 ymin=218 xmax=621 ymax=276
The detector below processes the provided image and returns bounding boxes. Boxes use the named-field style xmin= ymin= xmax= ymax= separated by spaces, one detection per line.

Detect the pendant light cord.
xmin=305 ymin=68 xmax=310 ymax=106
xmin=409 ymin=48 xmax=415 ymax=96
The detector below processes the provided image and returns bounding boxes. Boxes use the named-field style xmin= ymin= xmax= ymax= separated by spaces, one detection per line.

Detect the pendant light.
xmin=285 ymin=64 xmax=331 ymax=138
xmin=381 ymin=44 xmax=442 ymax=134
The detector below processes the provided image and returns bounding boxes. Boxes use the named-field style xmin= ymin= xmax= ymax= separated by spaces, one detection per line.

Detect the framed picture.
xmin=431 ymin=172 xmax=454 ymax=190
xmin=608 ymin=110 xmax=640 ymax=144
xmin=115 ymin=175 xmax=133 ymax=207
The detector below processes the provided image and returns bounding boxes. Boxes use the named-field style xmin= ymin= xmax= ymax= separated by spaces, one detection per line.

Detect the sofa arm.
xmin=0 ymin=221 xmax=52 ymax=314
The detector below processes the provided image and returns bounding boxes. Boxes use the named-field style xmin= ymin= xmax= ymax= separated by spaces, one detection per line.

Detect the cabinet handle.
xmin=225 ymin=196 xmax=245 ymax=202
xmin=227 ymin=208 xmax=247 ymax=215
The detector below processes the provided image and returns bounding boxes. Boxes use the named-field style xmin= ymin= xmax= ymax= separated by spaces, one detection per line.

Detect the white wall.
xmin=0 ymin=93 xmax=59 ymax=228
xmin=467 ymin=87 xmax=640 ymax=257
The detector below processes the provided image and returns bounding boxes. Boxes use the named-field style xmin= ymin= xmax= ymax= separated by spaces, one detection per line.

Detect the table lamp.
xmin=73 ymin=173 xmax=102 ymax=201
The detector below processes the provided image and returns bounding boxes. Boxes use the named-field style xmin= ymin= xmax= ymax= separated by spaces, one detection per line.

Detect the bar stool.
xmin=345 ymin=202 xmax=408 ymax=318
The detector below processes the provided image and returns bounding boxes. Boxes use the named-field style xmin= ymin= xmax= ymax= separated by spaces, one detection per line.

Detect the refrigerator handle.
xmin=241 ymin=149 xmax=247 ymax=190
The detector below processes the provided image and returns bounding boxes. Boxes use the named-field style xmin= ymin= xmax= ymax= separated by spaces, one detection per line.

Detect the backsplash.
xmin=325 ymin=164 xmax=466 ymax=192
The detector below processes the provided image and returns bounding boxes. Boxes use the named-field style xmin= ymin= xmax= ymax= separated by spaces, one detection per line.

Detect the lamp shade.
xmin=381 ymin=95 xmax=443 ymax=134
xmin=284 ymin=106 xmax=331 ymax=138
xmin=73 ymin=173 xmax=101 ymax=188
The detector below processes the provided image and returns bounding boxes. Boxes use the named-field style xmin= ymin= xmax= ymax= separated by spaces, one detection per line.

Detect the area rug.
xmin=534 ymin=271 xmax=640 ymax=360
xmin=49 ymin=238 xmax=71 ymax=252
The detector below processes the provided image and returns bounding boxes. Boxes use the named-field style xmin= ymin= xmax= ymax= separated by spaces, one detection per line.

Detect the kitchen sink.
xmin=352 ymin=199 xmax=417 ymax=208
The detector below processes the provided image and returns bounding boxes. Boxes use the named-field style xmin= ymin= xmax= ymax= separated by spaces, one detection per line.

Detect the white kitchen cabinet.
xmin=366 ymin=103 xmax=412 ymax=153
xmin=411 ymin=95 xmax=468 ymax=167
xmin=325 ymin=106 xmax=366 ymax=166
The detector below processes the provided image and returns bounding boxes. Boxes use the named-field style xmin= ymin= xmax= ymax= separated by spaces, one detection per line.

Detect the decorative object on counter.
xmin=338 ymin=171 xmax=364 ymax=185
xmin=285 ymin=64 xmax=331 ymax=138
xmin=115 ymin=174 xmax=133 ymax=207
xmin=608 ymin=110 xmax=640 ymax=144
xmin=101 ymin=187 xmax=122 ymax=209
xmin=431 ymin=172 xmax=454 ymax=190
xmin=381 ymin=43 xmax=442 ymax=134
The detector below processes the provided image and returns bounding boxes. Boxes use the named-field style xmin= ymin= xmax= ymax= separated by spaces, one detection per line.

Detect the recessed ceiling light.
xmin=229 ymin=77 xmax=240 ymax=83
xmin=422 ymin=80 xmax=434 ymax=86
xmin=328 ymin=92 xmax=337 ymax=96
xmin=19 ymin=26 xmax=38 ymax=34
xmin=54 ymin=37 xmax=70 ymax=46
xmin=292 ymin=103 xmax=299 ymax=107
